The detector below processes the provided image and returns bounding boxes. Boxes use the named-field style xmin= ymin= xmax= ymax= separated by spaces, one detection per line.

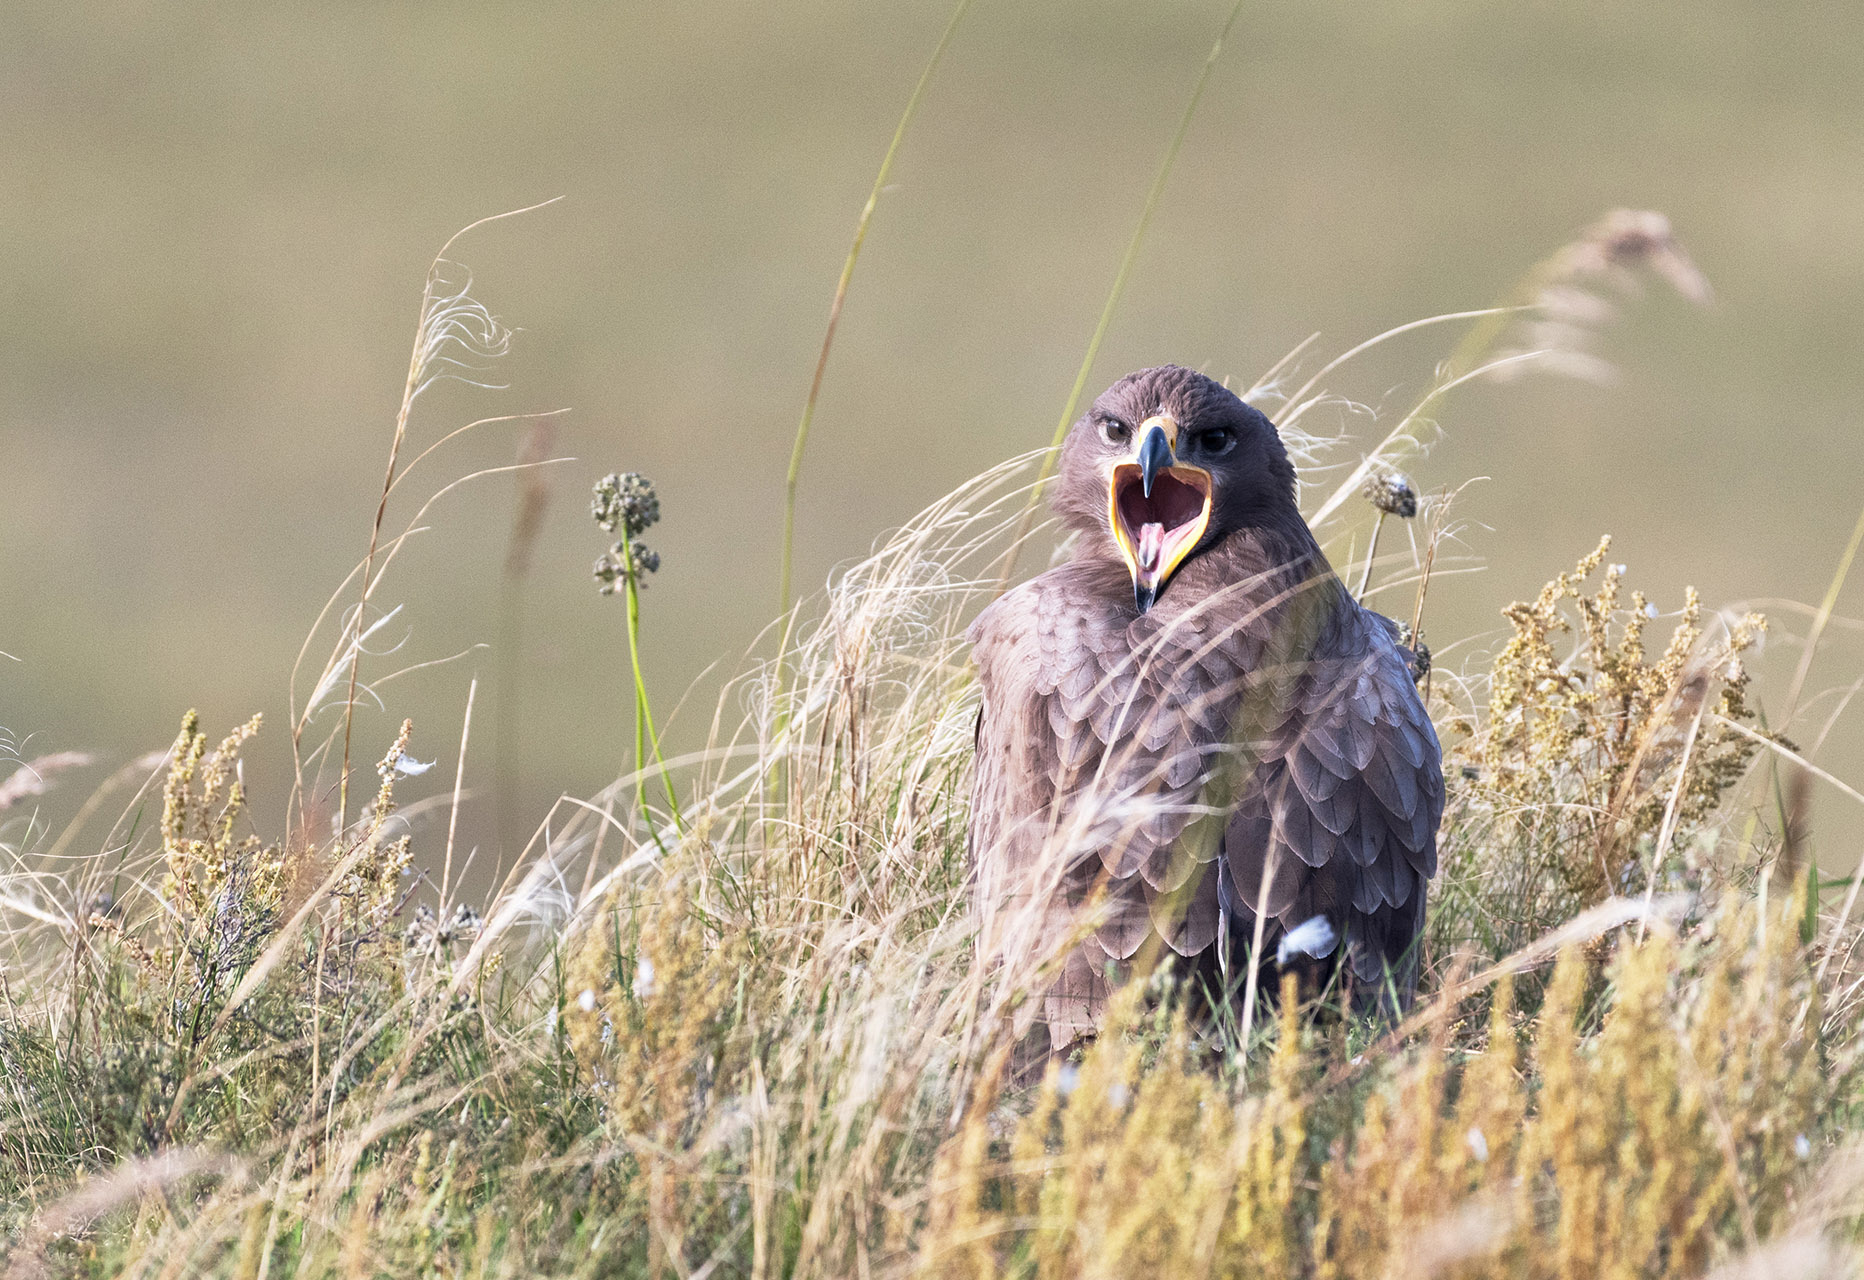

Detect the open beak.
xmin=1108 ymin=414 xmax=1213 ymax=613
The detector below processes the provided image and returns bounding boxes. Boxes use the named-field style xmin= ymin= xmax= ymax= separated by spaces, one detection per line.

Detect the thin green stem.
xmin=1784 ymin=500 xmax=1864 ymax=721
xmin=995 ymin=0 xmax=1248 ymax=589
xmin=619 ymin=525 xmax=683 ymax=831
xmin=767 ymin=0 xmax=971 ymax=815
xmin=777 ymin=0 xmax=975 ymax=615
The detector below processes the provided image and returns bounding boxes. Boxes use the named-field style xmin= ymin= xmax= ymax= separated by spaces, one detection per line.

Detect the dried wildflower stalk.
xmin=160 ymin=710 xmax=283 ymax=925
xmin=1439 ymin=538 xmax=1770 ymax=951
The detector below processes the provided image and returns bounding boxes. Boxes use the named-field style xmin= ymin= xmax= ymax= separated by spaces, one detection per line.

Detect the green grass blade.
xmin=777 ymin=0 xmax=975 ymax=614
xmin=994 ymin=0 xmax=1249 ymax=589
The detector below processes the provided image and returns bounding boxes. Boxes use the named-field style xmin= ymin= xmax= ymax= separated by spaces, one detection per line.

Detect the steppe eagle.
xmin=968 ymin=365 xmax=1443 ymax=1049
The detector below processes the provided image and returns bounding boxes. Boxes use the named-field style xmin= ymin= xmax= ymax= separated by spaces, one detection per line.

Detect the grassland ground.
xmin=4 ymin=227 xmax=1864 ymax=1277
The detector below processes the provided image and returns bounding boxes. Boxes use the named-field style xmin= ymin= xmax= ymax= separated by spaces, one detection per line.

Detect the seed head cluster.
xmin=1361 ymin=469 xmax=1419 ymax=518
xmin=591 ymin=471 xmax=662 ymax=594
xmin=592 ymin=471 xmax=660 ymax=537
xmin=404 ymin=902 xmax=484 ymax=959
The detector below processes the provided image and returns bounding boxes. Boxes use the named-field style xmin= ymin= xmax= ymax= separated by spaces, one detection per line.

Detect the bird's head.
xmin=1055 ymin=365 xmax=1298 ymax=613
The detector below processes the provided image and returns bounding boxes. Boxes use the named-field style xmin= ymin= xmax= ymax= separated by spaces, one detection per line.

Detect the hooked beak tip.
xmin=1133 ymin=581 xmax=1157 ymax=614
xmin=1136 ymin=422 xmax=1174 ymax=498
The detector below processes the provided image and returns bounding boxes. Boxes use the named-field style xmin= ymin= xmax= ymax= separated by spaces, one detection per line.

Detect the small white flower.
xmin=1277 ymin=915 xmax=1338 ymax=966
xmin=1466 ymin=1126 xmax=1489 ymax=1163
xmin=394 ymin=756 xmax=436 ymax=776
xmin=632 ymin=956 xmax=657 ymax=999
xmin=1643 ymin=601 xmax=1659 ymax=619
xmin=577 ymin=988 xmax=597 ymax=1013
xmin=1795 ymin=1133 xmax=1812 ymax=1160
xmin=1055 ymin=1064 xmax=1081 ymax=1097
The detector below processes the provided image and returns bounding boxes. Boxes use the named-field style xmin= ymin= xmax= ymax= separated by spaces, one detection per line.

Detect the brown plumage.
xmin=968 ymin=366 xmax=1442 ymax=1047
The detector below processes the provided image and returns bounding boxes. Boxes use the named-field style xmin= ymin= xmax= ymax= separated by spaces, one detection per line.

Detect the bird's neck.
xmin=1200 ymin=521 xmax=1345 ymax=610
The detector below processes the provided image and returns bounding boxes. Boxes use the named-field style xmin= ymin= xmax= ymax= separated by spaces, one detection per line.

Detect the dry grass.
xmin=4 ymin=219 xmax=1864 ymax=1279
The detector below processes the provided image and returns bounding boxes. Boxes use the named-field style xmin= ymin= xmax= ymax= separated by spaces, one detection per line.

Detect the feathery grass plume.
xmin=334 ymin=259 xmax=513 ymax=829
xmin=1293 ymin=210 xmax=1710 ymax=553
xmin=293 ymin=200 xmax=559 ymax=844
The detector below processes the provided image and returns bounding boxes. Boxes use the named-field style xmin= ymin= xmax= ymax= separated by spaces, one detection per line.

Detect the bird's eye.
xmin=1099 ymin=418 xmax=1132 ymax=447
xmin=1195 ymin=427 xmax=1236 ymax=456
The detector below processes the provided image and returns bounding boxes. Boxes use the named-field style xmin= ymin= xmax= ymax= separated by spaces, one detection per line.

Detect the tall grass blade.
xmin=776 ymin=0 xmax=975 ymax=614
xmin=1784 ymin=500 xmax=1864 ymax=720
xmin=995 ymin=0 xmax=1249 ymax=589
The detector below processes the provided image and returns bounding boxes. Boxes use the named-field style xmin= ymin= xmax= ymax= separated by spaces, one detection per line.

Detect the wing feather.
xmin=1217 ymin=607 xmax=1444 ymax=1007
xmin=1150 ymin=864 xmax=1221 ymax=956
xmin=1095 ymin=878 xmax=1154 ymax=961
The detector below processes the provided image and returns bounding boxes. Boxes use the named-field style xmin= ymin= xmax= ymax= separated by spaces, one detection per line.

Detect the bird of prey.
xmin=968 ymin=365 xmax=1442 ymax=1049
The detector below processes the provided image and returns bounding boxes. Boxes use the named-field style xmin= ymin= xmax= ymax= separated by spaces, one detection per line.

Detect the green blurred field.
xmin=4 ymin=0 xmax=1861 ymax=860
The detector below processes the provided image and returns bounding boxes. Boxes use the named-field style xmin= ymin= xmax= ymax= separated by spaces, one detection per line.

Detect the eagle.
xmin=968 ymin=365 xmax=1443 ymax=1050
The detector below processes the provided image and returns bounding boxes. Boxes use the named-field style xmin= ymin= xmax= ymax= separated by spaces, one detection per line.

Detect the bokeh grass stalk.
xmin=496 ymin=418 xmax=559 ymax=858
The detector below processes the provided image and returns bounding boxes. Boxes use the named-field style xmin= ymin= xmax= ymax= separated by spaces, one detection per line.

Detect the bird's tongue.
xmin=1136 ymin=521 xmax=1166 ymax=573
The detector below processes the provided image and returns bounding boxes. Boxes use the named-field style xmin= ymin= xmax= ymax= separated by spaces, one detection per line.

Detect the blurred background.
xmin=4 ymin=0 xmax=1861 ymax=869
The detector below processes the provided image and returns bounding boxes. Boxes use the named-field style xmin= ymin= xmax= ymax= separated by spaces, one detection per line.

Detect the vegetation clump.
xmin=3 ymin=230 xmax=1862 ymax=1279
